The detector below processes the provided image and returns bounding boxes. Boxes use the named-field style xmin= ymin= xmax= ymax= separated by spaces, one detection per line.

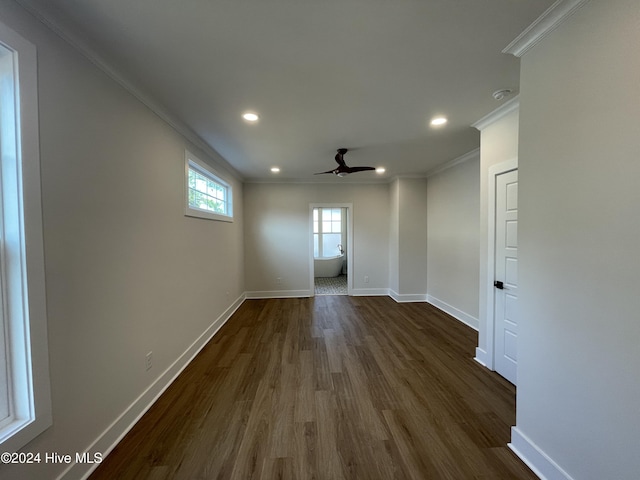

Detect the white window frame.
xmin=184 ymin=150 xmax=233 ymax=222
xmin=313 ymin=207 xmax=343 ymax=258
xmin=0 ymin=21 xmax=52 ymax=452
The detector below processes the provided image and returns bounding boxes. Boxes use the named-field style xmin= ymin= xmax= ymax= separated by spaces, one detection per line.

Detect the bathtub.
xmin=314 ymin=254 xmax=345 ymax=278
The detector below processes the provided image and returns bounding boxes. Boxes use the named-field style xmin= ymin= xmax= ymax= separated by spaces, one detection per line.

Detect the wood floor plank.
xmin=315 ymin=390 xmax=344 ymax=480
xmin=89 ymin=296 xmax=538 ymax=480
xmin=293 ymin=350 xmax=315 ymax=423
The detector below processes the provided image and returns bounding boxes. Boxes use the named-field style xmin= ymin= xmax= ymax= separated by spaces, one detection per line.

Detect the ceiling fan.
xmin=314 ymin=148 xmax=376 ymax=177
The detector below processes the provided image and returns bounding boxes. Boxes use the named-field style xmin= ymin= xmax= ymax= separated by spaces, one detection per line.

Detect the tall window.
xmin=313 ymin=208 xmax=343 ymax=257
xmin=0 ymin=22 xmax=51 ymax=451
xmin=185 ymin=150 xmax=233 ymax=222
xmin=0 ymin=40 xmax=13 ymax=432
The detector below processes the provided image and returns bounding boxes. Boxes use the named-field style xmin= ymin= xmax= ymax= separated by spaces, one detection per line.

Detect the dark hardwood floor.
xmin=89 ymin=296 xmax=537 ymax=479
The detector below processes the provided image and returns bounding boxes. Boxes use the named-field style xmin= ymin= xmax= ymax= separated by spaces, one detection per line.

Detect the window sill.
xmin=185 ymin=207 xmax=233 ymax=223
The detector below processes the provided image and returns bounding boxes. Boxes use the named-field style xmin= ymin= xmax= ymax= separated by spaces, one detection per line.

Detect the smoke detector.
xmin=492 ymin=89 xmax=513 ymax=101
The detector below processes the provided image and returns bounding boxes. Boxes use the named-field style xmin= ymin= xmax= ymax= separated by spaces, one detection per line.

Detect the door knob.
xmin=494 ymin=280 xmax=504 ymax=290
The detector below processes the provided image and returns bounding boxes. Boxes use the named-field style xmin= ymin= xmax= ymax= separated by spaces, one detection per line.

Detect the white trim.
xmin=309 ymin=203 xmax=353 ymax=296
xmin=426 ymin=295 xmax=479 ymax=330
xmin=389 ymin=290 xmax=427 ymax=303
xmin=245 ymin=290 xmax=312 ymax=299
xmin=472 ymin=96 xmax=520 ymax=131
xmin=503 ymin=0 xmax=591 ymax=57
xmin=510 ymin=427 xmax=576 ymax=480
xmin=350 ymin=288 xmax=389 ymax=297
xmin=483 ymin=158 xmax=518 ymax=371
xmin=61 ymin=294 xmax=246 ymax=480
xmin=474 ymin=347 xmax=490 ymax=368
xmin=425 ymin=148 xmax=480 ymax=178
xmin=388 ymin=173 xmax=428 ymax=181
xmin=244 ymin=177 xmax=391 ymax=185
xmin=246 ymin=289 xmax=433 ymax=301
xmin=14 ymin=0 xmax=241 ymax=183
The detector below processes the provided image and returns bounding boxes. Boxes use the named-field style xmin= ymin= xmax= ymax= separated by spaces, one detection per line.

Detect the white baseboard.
xmin=62 ymin=294 xmax=246 ymax=480
xmin=474 ymin=347 xmax=491 ymax=369
xmin=245 ymin=289 xmax=312 ymax=299
xmin=426 ymin=295 xmax=479 ymax=330
xmin=389 ymin=289 xmax=428 ymax=303
xmin=350 ymin=287 xmax=390 ymax=297
xmin=509 ymin=427 xmax=575 ymax=480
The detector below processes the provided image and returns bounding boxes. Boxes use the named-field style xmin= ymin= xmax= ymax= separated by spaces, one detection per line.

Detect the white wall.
xmin=398 ymin=179 xmax=428 ymax=297
xmin=388 ymin=179 xmax=400 ymax=293
xmin=0 ymin=2 xmax=244 ymax=479
xmin=427 ymin=155 xmax=479 ymax=326
xmin=389 ymin=178 xmax=428 ymax=301
xmin=515 ymin=0 xmax=640 ymax=478
xmin=244 ymin=182 xmax=389 ymax=295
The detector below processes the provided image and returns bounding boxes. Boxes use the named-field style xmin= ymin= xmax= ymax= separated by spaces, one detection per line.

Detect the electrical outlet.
xmin=276 ymin=277 xmax=282 ymax=285
xmin=364 ymin=275 xmax=369 ymax=284
xmin=145 ymin=351 xmax=153 ymax=371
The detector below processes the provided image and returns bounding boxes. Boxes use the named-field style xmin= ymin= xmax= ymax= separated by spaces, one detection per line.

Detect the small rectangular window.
xmin=185 ymin=151 xmax=233 ymax=222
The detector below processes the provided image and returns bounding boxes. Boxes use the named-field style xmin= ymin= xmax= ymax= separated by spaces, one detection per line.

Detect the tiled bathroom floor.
xmin=314 ymin=275 xmax=347 ymax=295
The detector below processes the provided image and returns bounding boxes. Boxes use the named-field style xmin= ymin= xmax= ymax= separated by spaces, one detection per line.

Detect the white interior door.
xmin=494 ymin=169 xmax=518 ymax=384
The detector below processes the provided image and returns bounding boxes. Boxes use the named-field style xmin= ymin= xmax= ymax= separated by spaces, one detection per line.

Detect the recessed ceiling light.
xmin=270 ymin=167 xmax=280 ymax=173
xmin=376 ymin=168 xmax=386 ymax=174
xmin=242 ymin=112 xmax=259 ymax=122
xmin=430 ymin=116 xmax=447 ymax=127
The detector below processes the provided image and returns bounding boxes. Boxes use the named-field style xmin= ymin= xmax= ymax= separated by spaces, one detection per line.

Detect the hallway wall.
xmin=427 ymin=153 xmax=480 ymax=327
xmin=516 ymin=0 xmax=640 ymax=477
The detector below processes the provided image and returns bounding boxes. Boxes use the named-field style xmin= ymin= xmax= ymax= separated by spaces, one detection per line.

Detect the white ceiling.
xmin=19 ymin=0 xmax=555 ymax=182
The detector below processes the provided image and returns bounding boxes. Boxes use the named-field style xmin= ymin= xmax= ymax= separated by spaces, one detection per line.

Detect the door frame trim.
xmin=484 ymin=158 xmax=518 ymax=371
xmin=309 ymin=203 xmax=353 ymax=296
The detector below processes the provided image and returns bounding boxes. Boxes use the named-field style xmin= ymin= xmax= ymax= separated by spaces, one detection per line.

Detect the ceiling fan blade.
xmin=347 ymin=166 xmax=376 ymax=173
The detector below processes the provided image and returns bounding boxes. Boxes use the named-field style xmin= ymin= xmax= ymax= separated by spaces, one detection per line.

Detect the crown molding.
xmin=15 ymin=0 xmax=243 ymax=182
xmin=243 ymin=176 xmax=390 ymax=185
xmin=389 ymin=173 xmax=428 ymax=182
xmin=425 ymin=148 xmax=479 ymax=178
xmin=471 ymin=96 xmax=520 ymax=131
xmin=503 ymin=0 xmax=591 ymax=57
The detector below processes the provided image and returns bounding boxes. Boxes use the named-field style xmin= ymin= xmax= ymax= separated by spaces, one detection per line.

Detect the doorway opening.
xmin=310 ymin=204 xmax=353 ymax=296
